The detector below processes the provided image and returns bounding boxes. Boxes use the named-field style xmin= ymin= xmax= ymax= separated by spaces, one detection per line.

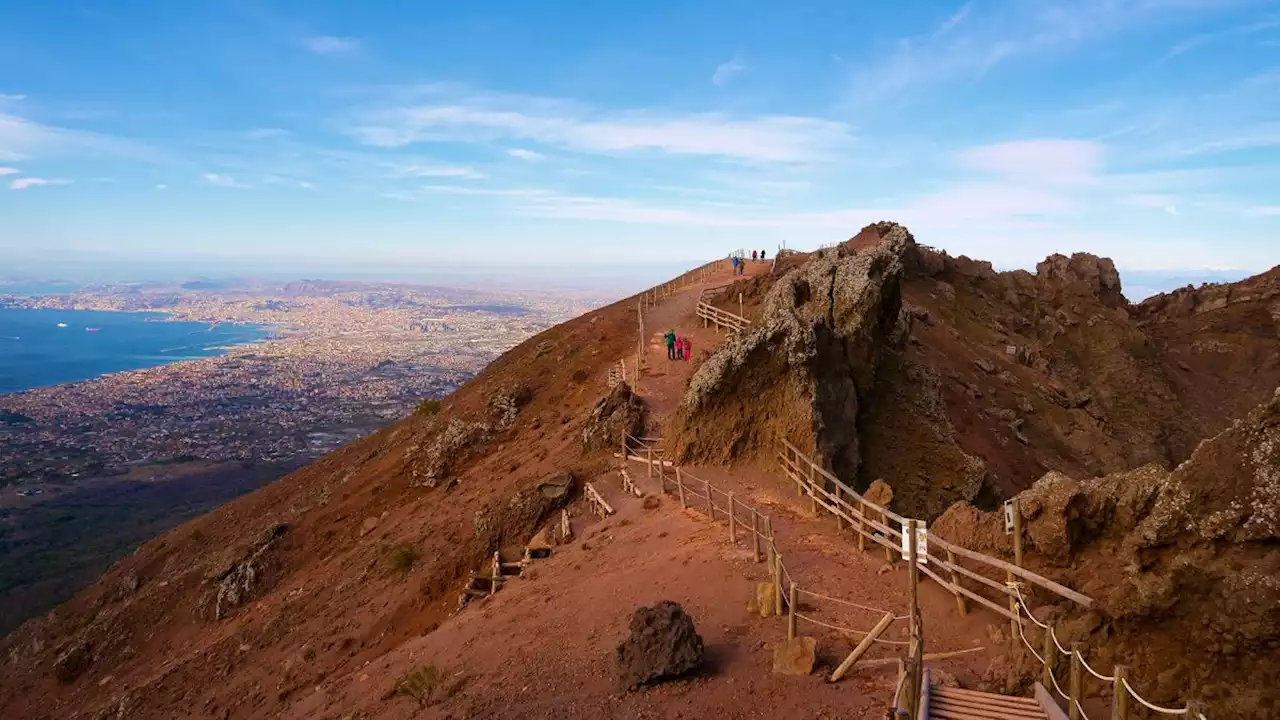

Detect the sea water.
xmin=0 ymin=308 xmax=270 ymax=394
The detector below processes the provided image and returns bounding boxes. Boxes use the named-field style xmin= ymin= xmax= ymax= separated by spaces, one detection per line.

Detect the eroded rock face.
xmin=670 ymin=223 xmax=911 ymax=482
xmin=1035 ymin=253 xmax=1124 ymax=308
xmin=581 ymin=382 xmax=646 ymax=454
xmin=938 ymin=391 xmax=1280 ymax=717
xmin=614 ymin=601 xmax=705 ymax=690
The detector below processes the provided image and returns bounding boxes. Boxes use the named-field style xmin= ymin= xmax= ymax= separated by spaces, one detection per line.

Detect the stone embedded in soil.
xmin=614 ymin=601 xmax=705 ymax=690
xmin=755 ymin=583 xmax=777 ymax=617
xmin=771 ymin=636 xmax=816 ymax=676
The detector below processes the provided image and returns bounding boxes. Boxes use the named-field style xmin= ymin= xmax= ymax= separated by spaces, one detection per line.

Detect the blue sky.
xmin=1 ymin=0 xmax=1278 ymax=279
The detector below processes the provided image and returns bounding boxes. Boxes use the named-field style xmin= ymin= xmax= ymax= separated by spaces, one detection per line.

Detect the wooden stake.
xmin=907 ymin=519 xmax=920 ymax=641
xmin=807 ymin=463 xmax=817 ymax=514
xmin=727 ymin=492 xmax=736 ymax=542
xmin=1042 ymin=625 xmax=1055 ymax=687
xmin=787 ymin=582 xmax=798 ymax=641
xmin=857 ymin=501 xmax=866 ymax=552
xmin=676 ymin=466 xmax=686 ymax=509
xmin=773 ymin=552 xmax=783 ymax=620
xmin=1007 ymin=573 xmax=1020 ymax=646
xmin=1112 ymin=666 xmax=1129 ymax=720
xmin=1069 ymin=643 xmax=1082 ymax=720
xmin=945 ymin=548 xmax=968 ymax=616
xmin=646 ymin=447 xmax=653 ymax=479
xmin=751 ymin=511 xmax=762 ymax=562
xmin=1012 ymin=496 xmax=1024 ymax=568
xmin=883 ymin=509 xmax=895 ymax=564
xmin=830 ymin=612 xmax=895 ymax=682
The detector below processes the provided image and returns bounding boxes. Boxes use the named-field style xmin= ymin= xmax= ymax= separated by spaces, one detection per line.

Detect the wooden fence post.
xmin=751 ymin=511 xmax=762 ymax=562
xmin=907 ymin=519 xmax=919 ymax=640
xmin=1008 ymin=575 xmax=1020 ymax=646
xmin=807 ymin=462 xmax=817 ymax=515
xmin=1012 ymin=496 xmax=1024 ymax=568
xmin=945 ymin=548 xmax=967 ymax=616
xmin=727 ymin=493 xmax=736 ymax=542
xmin=773 ymin=552 xmax=783 ymax=621
xmin=646 ymin=447 xmax=653 ymax=479
xmin=676 ymin=466 xmax=686 ymax=508
xmin=787 ymin=582 xmax=798 ymax=641
xmin=856 ymin=500 xmax=867 ymax=552
xmin=884 ymin=509 xmax=895 ymax=564
xmin=1112 ymin=666 xmax=1129 ymax=720
xmin=704 ymin=479 xmax=714 ymax=519
xmin=1042 ymin=625 xmax=1055 ymax=687
xmin=1069 ymin=643 xmax=1082 ymax=720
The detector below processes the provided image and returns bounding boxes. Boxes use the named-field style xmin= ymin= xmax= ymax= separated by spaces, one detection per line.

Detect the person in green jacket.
xmin=664 ymin=329 xmax=677 ymax=360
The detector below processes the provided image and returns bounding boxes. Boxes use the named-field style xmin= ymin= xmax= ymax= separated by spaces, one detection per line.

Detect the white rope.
xmin=1009 ymin=582 xmax=1051 ymax=630
xmin=1018 ymin=621 xmax=1045 ymax=665
xmin=1073 ymin=698 xmax=1092 ymax=720
xmin=1052 ymin=627 xmax=1071 ymax=656
xmin=1077 ymin=650 xmax=1115 ymax=682
xmin=1122 ymin=677 xmax=1191 ymax=716
xmin=795 ymin=611 xmax=910 ymax=645
xmin=796 ymin=588 xmax=888 ymax=615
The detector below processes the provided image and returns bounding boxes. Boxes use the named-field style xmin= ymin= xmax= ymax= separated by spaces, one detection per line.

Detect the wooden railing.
xmin=695 ymin=285 xmax=750 ymax=334
xmin=778 ymin=439 xmax=1209 ymax=719
xmin=618 ymin=433 xmax=959 ymax=687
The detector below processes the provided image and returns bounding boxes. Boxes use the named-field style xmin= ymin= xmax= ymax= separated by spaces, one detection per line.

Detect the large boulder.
xmin=614 ymin=601 xmax=705 ymax=690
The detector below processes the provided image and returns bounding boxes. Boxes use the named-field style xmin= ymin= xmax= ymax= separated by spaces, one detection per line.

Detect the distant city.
xmin=0 ymin=274 xmax=605 ymax=631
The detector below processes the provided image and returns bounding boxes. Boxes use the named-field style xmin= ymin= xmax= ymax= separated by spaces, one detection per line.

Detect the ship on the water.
xmin=85 ymin=327 xmax=100 ymax=332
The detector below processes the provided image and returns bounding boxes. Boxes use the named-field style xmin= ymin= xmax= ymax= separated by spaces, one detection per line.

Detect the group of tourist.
xmin=663 ymin=330 xmax=692 ymax=361
xmin=730 ymin=249 xmax=768 ymax=276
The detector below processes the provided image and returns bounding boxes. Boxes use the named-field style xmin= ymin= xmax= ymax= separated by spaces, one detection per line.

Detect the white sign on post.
xmin=900 ymin=521 xmax=928 ymax=565
xmin=1003 ymin=500 xmax=1015 ymax=534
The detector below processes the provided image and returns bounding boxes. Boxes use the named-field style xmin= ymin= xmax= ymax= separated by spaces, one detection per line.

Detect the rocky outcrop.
xmin=936 ymin=390 xmax=1280 ymax=717
xmin=581 ymin=382 xmax=646 ymax=454
xmin=669 ymin=224 xmax=911 ymax=481
xmin=614 ymin=601 xmax=705 ymax=690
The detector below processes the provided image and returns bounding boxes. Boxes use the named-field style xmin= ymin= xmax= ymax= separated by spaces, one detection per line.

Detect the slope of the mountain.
xmin=672 ymin=223 xmax=1280 ymax=519
xmin=934 ymin=388 xmax=1280 ymax=718
xmin=0 ymin=288 xmax=652 ymax=720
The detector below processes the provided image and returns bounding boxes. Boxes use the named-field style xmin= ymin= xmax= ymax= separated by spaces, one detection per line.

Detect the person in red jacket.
xmin=683 ymin=336 xmax=692 ymax=360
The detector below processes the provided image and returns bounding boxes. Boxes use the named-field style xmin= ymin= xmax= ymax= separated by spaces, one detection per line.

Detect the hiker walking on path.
xmin=731 ymin=256 xmax=739 ymax=274
xmin=761 ymin=249 xmax=767 ymax=261
xmin=683 ymin=336 xmax=692 ymax=361
xmin=752 ymin=250 xmax=758 ymax=261
xmin=665 ymin=329 xmax=677 ymax=360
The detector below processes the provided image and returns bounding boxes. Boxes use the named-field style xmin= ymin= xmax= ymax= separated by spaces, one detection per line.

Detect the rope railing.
xmin=1007 ymin=582 xmax=1208 ymax=720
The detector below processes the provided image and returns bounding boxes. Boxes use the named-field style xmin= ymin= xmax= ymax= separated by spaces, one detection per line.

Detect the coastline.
xmin=0 ymin=307 xmax=275 ymax=396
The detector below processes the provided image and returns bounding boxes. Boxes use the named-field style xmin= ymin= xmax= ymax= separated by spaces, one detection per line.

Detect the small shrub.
xmin=416 ymin=398 xmax=441 ymax=416
xmin=391 ymin=663 xmax=446 ymax=707
xmin=386 ymin=543 xmax=420 ymax=573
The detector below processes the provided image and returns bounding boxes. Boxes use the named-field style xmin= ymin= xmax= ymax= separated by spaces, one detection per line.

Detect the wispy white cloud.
xmin=1246 ymin=205 xmax=1280 ymax=216
xmin=712 ymin=57 xmax=747 ymax=86
xmin=848 ymin=0 xmax=1260 ymax=102
xmin=10 ymin=177 xmax=71 ymax=190
xmin=1126 ymin=194 xmax=1180 ymax=215
xmin=957 ymin=139 xmax=1103 ymax=184
xmin=0 ymin=94 xmax=25 ymax=102
xmin=349 ymin=88 xmax=854 ymax=163
xmin=303 ymin=36 xmax=359 ymax=54
xmin=934 ymin=2 xmax=973 ymax=37
xmin=203 ymin=172 xmax=251 ymax=188
xmin=245 ymin=128 xmax=292 ymax=140
xmin=386 ymin=162 xmax=486 ymax=179
xmin=507 ymin=148 xmax=545 ymax=161
xmin=156 ymin=184 xmax=168 ymax=190
xmin=0 ymin=166 xmax=18 ymax=176
xmin=0 ymin=111 xmax=163 ymax=163
xmin=1163 ymin=15 xmax=1280 ymax=59
xmin=298 ymin=180 xmax=316 ymax=190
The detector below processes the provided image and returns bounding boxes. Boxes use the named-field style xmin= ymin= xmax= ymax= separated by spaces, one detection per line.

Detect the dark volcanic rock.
xmin=614 ymin=601 xmax=705 ymax=690
xmin=581 ymin=382 xmax=646 ymax=454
